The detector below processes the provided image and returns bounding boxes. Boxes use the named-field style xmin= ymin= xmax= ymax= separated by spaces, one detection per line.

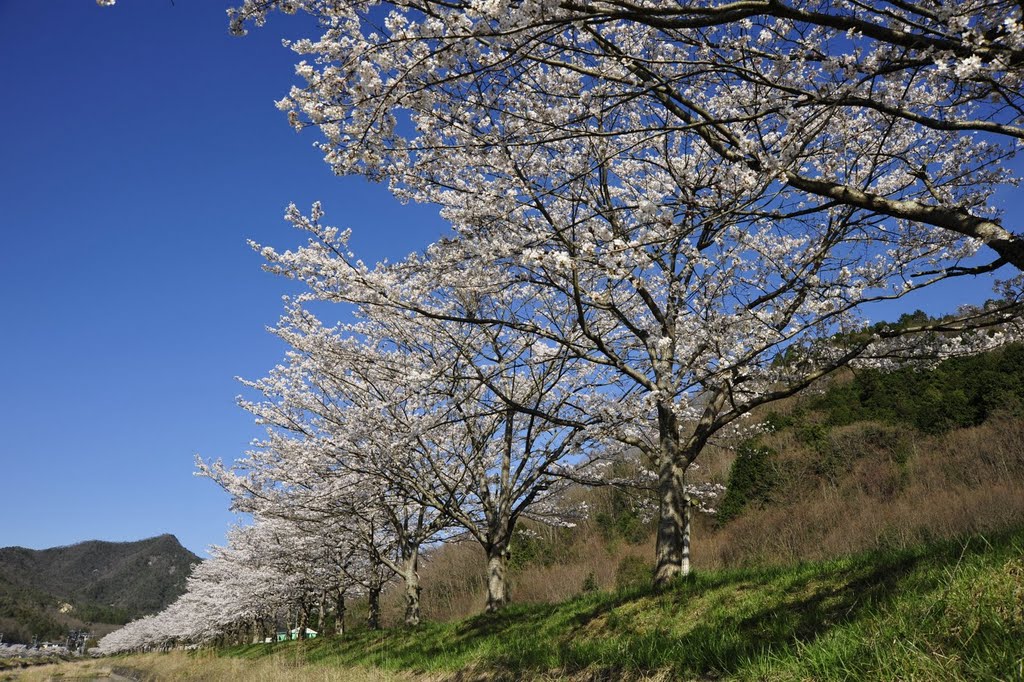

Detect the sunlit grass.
xmin=233 ymin=527 xmax=1024 ymax=680
xmin=16 ymin=528 xmax=1022 ymax=680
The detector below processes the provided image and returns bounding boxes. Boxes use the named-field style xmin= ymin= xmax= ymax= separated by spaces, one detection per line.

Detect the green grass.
xmin=220 ymin=528 xmax=1024 ymax=680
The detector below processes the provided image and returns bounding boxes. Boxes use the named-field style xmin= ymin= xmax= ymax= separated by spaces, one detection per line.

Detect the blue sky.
xmin=0 ymin=2 xmax=1019 ymax=557
xmin=0 ymin=1 xmax=446 ymax=556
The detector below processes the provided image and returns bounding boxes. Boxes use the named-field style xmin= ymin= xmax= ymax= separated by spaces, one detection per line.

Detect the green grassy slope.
xmin=221 ymin=528 xmax=1024 ymax=681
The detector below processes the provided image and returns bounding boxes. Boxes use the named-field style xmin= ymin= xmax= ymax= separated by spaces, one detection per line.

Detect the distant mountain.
xmin=0 ymin=534 xmax=199 ymax=644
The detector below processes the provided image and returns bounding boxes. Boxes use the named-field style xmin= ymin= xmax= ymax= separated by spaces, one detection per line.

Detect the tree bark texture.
xmin=334 ymin=591 xmax=346 ymax=637
xmin=367 ymin=586 xmax=382 ymax=630
xmin=485 ymin=545 xmax=510 ymax=612
xmin=403 ymin=552 xmax=422 ymax=627
xmin=653 ymin=402 xmax=688 ymax=587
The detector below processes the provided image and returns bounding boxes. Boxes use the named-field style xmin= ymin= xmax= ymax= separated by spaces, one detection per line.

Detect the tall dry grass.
xmin=697 ymin=417 xmax=1024 ymax=568
xmin=380 ymin=530 xmax=655 ymax=624
xmin=10 ymin=650 xmax=408 ymax=681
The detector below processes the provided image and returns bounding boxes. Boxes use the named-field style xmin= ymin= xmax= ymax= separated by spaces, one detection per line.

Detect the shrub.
xmin=717 ymin=441 xmax=778 ymax=523
xmin=579 ymin=572 xmax=599 ymax=595
xmin=615 ymin=555 xmax=652 ymax=591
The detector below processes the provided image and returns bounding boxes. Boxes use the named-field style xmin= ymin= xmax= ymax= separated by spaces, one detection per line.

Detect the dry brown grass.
xmin=8 ymin=653 xmax=683 ymax=682
xmin=381 ymin=530 xmax=655 ymax=624
xmin=510 ymin=534 xmax=653 ymax=604
xmin=9 ymin=650 xmax=408 ymax=681
xmin=381 ymin=541 xmax=488 ymax=624
xmin=696 ymin=417 xmax=1024 ymax=569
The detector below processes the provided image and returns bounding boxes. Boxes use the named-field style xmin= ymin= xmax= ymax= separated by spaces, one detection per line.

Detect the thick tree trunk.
xmin=653 ymin=403 xmax=688 ymax=588
xmin=334 ymin=591 xmax=346 ymax=637
xmin=485 ymin=545 xmax=510 ymax=612
xmin=654 ymin=462 xmax=697 ymax=586
xmin=402 ymin=551 xmax=422 ymax=627
xmin=367 ymin=586 xmax=382 ymax=630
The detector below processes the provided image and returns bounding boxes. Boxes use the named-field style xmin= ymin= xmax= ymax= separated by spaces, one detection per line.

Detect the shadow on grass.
xmin=221 ymin=529 xmax=1024 ymax=679
xmin=462 ymin=547 xmax=929 ymax=676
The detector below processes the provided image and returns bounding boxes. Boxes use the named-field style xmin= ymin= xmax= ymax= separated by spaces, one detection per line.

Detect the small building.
xmin=289 ymin=628 xmax=317 ymax=640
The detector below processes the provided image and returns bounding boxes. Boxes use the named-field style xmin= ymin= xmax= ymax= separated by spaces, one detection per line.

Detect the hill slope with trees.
xmin=0 ymin=534 xmax=199 ymax=644
xmin=377 ymin=341 xmax=1024 ymax=625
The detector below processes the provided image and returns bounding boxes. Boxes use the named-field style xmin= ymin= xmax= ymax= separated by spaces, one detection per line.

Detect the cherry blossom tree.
xmin=192 ymin=1 xmax=1024 ymax=591
xmin=231 ymin=0 xmax=1023 ymax=269
xmin=98 ymin=520 xmax=332 ymax=653
xmin=256 ymin=179 xmax=1024 ymax=586
xmin=206 ymin=256 xmax=607 ymax=610
xmin=199 ymin=452 xmax=405 ymax=628
xmin=227 ymin=0 xmax=1024 ymax=583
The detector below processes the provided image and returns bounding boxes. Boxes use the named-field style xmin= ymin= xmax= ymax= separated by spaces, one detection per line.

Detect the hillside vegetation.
xmin=0 ymin=535 xmax=199 ymax=644
xmin=364 ymin=344 xmax=1024 ymax=627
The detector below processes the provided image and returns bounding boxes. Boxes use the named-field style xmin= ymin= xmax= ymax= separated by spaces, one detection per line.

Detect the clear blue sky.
xmin=0 ymin=1 xmax=446 ymax=556
xmin=0 ymin=2 xmax=1018 ymax=557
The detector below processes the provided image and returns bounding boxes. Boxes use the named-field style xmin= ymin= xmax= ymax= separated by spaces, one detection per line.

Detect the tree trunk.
xmin=653 ymin=403 xmax=688 ymax=587
xmin=297 ymin=601 xmax=309 ymax=640
xmin=402 ymin=551 xmax=422 ymax=627
xmin=681 ymin=493 xmax=692 ymax=577
xmin=367 ymin=586 xmax=382 ymax=630
xmin=334 ymin=591 xmax=346 ymax=637
xmin=485 ymin=544 xmax=510 ymax=612
xmin=317 ymin=592 xmax=326 ymax=634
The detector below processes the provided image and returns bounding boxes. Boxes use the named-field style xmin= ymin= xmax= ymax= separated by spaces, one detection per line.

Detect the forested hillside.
xmin=0 ymin=535 xmax=198 ymax=644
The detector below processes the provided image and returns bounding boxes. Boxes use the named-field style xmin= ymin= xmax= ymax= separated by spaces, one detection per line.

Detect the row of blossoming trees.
xmin=101 ymin=0 xmax=1024 ymax=654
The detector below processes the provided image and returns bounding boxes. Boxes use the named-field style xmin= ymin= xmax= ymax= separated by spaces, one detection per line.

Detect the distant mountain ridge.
xmin=0 ymin=534 xmax=199 ymax=644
